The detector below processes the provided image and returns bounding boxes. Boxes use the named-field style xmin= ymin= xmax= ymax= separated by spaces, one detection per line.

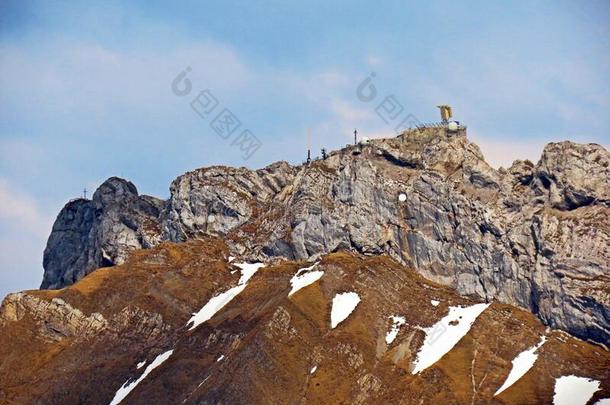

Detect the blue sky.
xmin=0 ymin=0 xmax=609 ymax=298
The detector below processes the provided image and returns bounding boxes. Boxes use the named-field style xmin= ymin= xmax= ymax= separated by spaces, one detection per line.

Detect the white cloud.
xmin=0 ymin=37 xmax=373 ymax=157
xmin=0 ymin=39 xmax=253 ymax=120
xmin=0 ymin=178 xmax=53 ymax=238
xmin=0 ymin=229 xmax=47 ymax=298
xmin=0 ymin=178 xmax=52 ymax=297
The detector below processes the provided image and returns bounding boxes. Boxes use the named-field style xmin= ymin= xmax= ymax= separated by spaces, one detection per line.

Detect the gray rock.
xmin=41 ymin=177 xmax=164 ymax=289
xmin=40 ymin=129 xmax=610 ymax=345
xmin=533 ymin=141 xmax=609 ymax=209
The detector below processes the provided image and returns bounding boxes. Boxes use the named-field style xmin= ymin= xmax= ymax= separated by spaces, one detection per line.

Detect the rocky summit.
xmin=41 ymin=127 xmax=610 ymax=346
xmin=2 ymin=126 xmax=609 ymax=405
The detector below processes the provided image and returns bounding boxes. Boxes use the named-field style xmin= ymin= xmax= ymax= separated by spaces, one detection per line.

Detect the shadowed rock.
xmin=41 ymin=177 xmax=164 ymax=289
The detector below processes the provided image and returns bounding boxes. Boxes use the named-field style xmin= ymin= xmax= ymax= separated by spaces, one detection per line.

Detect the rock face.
xmin=41 ymin=177 xmax=165 ymax=289
xmin=0 ymin=293 xmax=108 ymax=340
xmin=41 ymin=128 xmax=610 ymax=345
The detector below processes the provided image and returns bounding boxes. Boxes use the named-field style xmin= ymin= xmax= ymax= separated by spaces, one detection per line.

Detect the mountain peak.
xmin=92 ymin=177 xmax=139 ymax=205
xmin=40 ymin=128 xmax=610 ymax=346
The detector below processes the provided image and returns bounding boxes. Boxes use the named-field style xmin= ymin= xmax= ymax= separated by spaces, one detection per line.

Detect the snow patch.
xmin=186 ymin=284 xmax=247 ymax=330
xmin=216 ymin=355 xmax=224 ymax=362
xmin=398 ymin=193 xmax=407 ymax=202
xmin=553 ymin=375 xmax=601 ymax=405
xmin=228 ymin=256 xmax=235 ymax=262
xmin=288 ymin=262 xmax=323 ymax=296
xmin=109 ymin=349 xmax=174 ymax=405
xmin=385 ymin=315 xmax=406 ymax=344
xmin=594 ymin=399 xmax=610 ymax=405
xmin=187 ymin=262 xmax=265 ymax=330
xmin=234 ymin=262 xmax=265 ymax=285
xmin=310 ymin=366 xmax=317 ymax=374
xmin=411 ymin=303 xmax=490 ymax=374
xmin=431 ymin=300 xmax=440 ymax=307
xmin=136 ymin=361 xmax=146 ymax=369
xmin=330 ymin=292 xmax=361 ymax=329
xmin=494 ymin=336 xmax=546 ymax=396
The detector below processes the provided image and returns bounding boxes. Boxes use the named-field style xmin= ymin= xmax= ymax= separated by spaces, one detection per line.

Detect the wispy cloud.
xmin=0 ymin=177 xmax=54 ymax=297
xmin=0 ymin=39 xmax=253 ymax=121
xmin=0 ymin=177 xmax=53 ymax=238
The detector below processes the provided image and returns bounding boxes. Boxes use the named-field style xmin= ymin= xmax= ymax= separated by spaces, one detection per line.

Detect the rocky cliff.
xmin=41 ymin=127 xmax=610 ymax=345
xmin=41 ymin=177 xmax=165 ymax=289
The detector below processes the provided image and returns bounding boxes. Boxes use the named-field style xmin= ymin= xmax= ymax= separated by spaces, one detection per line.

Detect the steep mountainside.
xmin=41 ymin=127 xmax=610 ymax=346
xmin=41 ymin=178 xmax=164 ymax=289
xmin=1 ymin=239 xmax=609 ymax=404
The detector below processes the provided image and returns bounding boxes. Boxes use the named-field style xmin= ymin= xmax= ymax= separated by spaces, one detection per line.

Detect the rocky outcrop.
xmin=0 ymin=292 xmax=107 ymax=340
xmin=533 ymin=141 xmax=609 ymax=209
xmin=40 ymin=128 xmax=610 ymax=345
xmin=161 ymin=161 xmax=297 ymax=241
xmin=41 ymin=177 xmax=165 ymax=289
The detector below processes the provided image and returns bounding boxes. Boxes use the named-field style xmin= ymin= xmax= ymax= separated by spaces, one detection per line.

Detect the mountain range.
xmin=1 ymin=126 xmax=608 ymax=404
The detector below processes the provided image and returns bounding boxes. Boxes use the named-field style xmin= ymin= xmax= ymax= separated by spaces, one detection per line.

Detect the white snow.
xmin=288 ymin=262 xmax=323 ymax=296
xmin=310 ymin=366 xmax=317 ymax=374
xmin=136 ymin=361 xmax=146 ymax=369
xmin=411 ymin=303 xmax=490 ymax=374
xmin=109 ymin=349 xmax=174 ymax=405
xmin=233 ymin=262 xmax=265 ymax=285
xmin=430 ymin=300 xmax=440 ymax=307
xmin=594 ymin=399 xmax=610 ymax=405
xmin=186 ymin=284 xmax=247 ymax=330
xmin=228 ymin=256 xmax=235 ymax=262
xmin=385 ymin=315 xmax=406 ymax=344
xmin=494 ymin=336 xmax=546 ymax=396
xmin=553 ymin=376 xmax=601 ymax=405
xmin=187 ymin=262 xmax=265 ymax=330
xmin=330 ymin=292 xmax=361 ymax=328
xmin=216 ymin=355 xmax=225 ymax=362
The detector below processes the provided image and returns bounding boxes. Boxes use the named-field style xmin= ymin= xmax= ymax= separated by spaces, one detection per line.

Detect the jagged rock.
xmin=533 ymin=141 xmax=609 ymax=210
xmin=161 ymin=162 xmax=296 ymax=241
xmin=508 ymin=159 xmax=534 ymax=185
xmin=41 ymin=177 xmax=165 ymax=289
xmin=40 ymin=128 xmax=610 ymax=345
xmin=0 ymin=292 xmax=107 ymax=340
